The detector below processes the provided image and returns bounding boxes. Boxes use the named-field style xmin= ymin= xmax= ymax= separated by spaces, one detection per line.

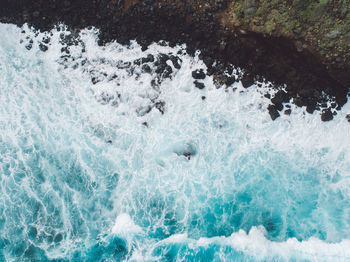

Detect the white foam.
xmin=1 ymin=22 xmax=350 ymax=261
xmin=153 ymin=226 xmax=350 ymax=261
xmin=112 ymin=213 xmax=142 ymax=237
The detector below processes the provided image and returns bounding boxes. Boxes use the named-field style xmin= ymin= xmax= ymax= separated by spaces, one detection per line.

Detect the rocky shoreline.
xmin=0 ymin=0 xmax=349 ymax=121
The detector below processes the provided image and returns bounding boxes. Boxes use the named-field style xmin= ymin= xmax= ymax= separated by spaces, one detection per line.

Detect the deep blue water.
xmin=0 ymin=23 xmax=350 ymax=261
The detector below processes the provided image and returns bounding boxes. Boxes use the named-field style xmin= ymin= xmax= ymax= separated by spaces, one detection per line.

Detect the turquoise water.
xmin=0 ymin=23 xmax=350 ymax=261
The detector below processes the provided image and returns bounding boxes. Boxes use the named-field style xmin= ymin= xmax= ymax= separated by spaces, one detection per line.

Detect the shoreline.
xmin=0 ymin=0 xmax=349 ymax=121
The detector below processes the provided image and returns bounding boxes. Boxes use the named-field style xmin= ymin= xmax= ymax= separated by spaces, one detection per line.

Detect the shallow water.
xmin=0 ymin=23 xmax=350 ymax=261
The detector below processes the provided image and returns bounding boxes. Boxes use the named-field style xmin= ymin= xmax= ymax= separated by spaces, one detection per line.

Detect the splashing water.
xmin=0 ymin=23 xmax=350 ymax=261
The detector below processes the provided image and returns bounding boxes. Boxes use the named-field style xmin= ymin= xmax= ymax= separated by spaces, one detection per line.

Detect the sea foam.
xmin=0 ymin=22 xmax=349 ymax=261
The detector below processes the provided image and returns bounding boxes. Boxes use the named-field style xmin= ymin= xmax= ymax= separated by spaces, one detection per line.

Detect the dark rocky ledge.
xmin=0 ymin=0 xmax=349 ymax=120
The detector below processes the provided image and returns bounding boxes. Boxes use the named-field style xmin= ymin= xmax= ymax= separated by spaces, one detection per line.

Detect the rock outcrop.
xmin=0 ymin=0 xmax=349 ymax=120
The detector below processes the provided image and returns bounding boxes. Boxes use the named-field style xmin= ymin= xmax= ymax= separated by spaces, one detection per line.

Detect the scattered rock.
xmin=194 ymin=80 xmax=205 ymax=89
xmin=346 ymin=114 xmax=350 ymax=122
xmin=267 ymin=104 xmax=280 ymax=120
xmin=134 ymin=54 xmax=154 ymax=65
xmin=25 ymin=43 xmax=32 ymax=50
xmin=192 ymin=69 xmax=206 ymax=79
xmin=284 ymin=109 xmax=291 ymax=115
xmin=155 ymin=101 xmax=165 ymax=114
xmin=141 ymin=64 xmax=152 ymax=74
xmin=91 ymin=77 xmax=100 ymax=85
xmin=321 ymin=109 xmax=333 ymax=121
xmin=169 ymin=55 xmax=181 ymax=69
xmin=39 ymin=43 xmax=48 ymax=52
xmin=42 ymin=37 xmax=50 ymax=44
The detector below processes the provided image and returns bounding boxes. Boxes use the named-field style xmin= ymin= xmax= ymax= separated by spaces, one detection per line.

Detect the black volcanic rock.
xmin=346 ymin=114 xmax=350 ymax=122
xmin=192 ymin=69 xmax=206 ymax=80
xmin=241 ymin=74 xmax=255 ymax=88
xmin=194 ymin=81 xmax=205 ymax=89
xmin=271 ymin=90 xmax=289 ymax=104
xmin=321 ymin=109 xmax=333 ymax=122
xmin=268 ymin=104 xmax=280 ymax=120
xmin=0 ymin=0 xmax=348 ymax=121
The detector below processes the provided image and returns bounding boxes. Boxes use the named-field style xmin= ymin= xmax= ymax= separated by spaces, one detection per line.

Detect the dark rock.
xmin=91 ymin=77 xmax=100 ymax=84
xmin=346 ymin=114 xmax=350 ymax=122
xmin=170 ymin=55 xmax=181 ymax=69
xmin=321 ymin=109 xmax=333 ymax=121
xmin=42 ymin=37 xmax=50 ymax=44
xmin=284 ymin=109 xmax=292 ymax=115
xmin=194 ymin=80 xmax=205 ymax=89
xmin=117 ymin=62 xmax=131 ymax=69
xmin=25 ymin=43 xmax=32 ymax=50
xmin=264 ymin=93 xmax=271 ymax=99
xmin=192 ymin=69 xmax=206 ymax=79
xmin=274 ymin=102 xmax=284 ymax=111
xmin=163 ymin=65 xmax=173 ymax=78
xmin=141 ymin=64 xmax=152 ymax=74
xmin=241 ymin=74 xmax=255 ymax=88
xmin=134 ymin=54 xmax=154 ymax=65
xmin=225 ymin=76 xmax=236 ymax=86
xmin=306 ymin=100 xmax=317 ymax=114
xmin=293 ymin=97 xmax=303 ymax=107
xmin=271 ymin=90 xmax=289 ymax=104
xmin=39 ymin=43 xmax=48 ymax=52
xmin=155 ymin=101 xmax=165 ymax=114
xmin=201 ymin=96 xmax=206 ymax=100
xmin=155 ymin=64 xmax=166 ymax=74
xmin=145 ymin=54 xmax=155 ymax=63
xmin=268 ymin=104 xmax=280 ymax=120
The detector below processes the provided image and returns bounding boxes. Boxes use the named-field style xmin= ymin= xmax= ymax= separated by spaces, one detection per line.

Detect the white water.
xmin=0 ymin=23 xmax=349 ymax=261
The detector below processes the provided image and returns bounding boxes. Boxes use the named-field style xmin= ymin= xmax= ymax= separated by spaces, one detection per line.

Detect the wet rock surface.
xmin=0 ymin=0 xmax=349 ymax=121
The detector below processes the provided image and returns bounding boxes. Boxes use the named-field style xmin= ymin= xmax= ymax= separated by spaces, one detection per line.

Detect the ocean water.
xmin=0 ymin=22 xmax=350 ymax=261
